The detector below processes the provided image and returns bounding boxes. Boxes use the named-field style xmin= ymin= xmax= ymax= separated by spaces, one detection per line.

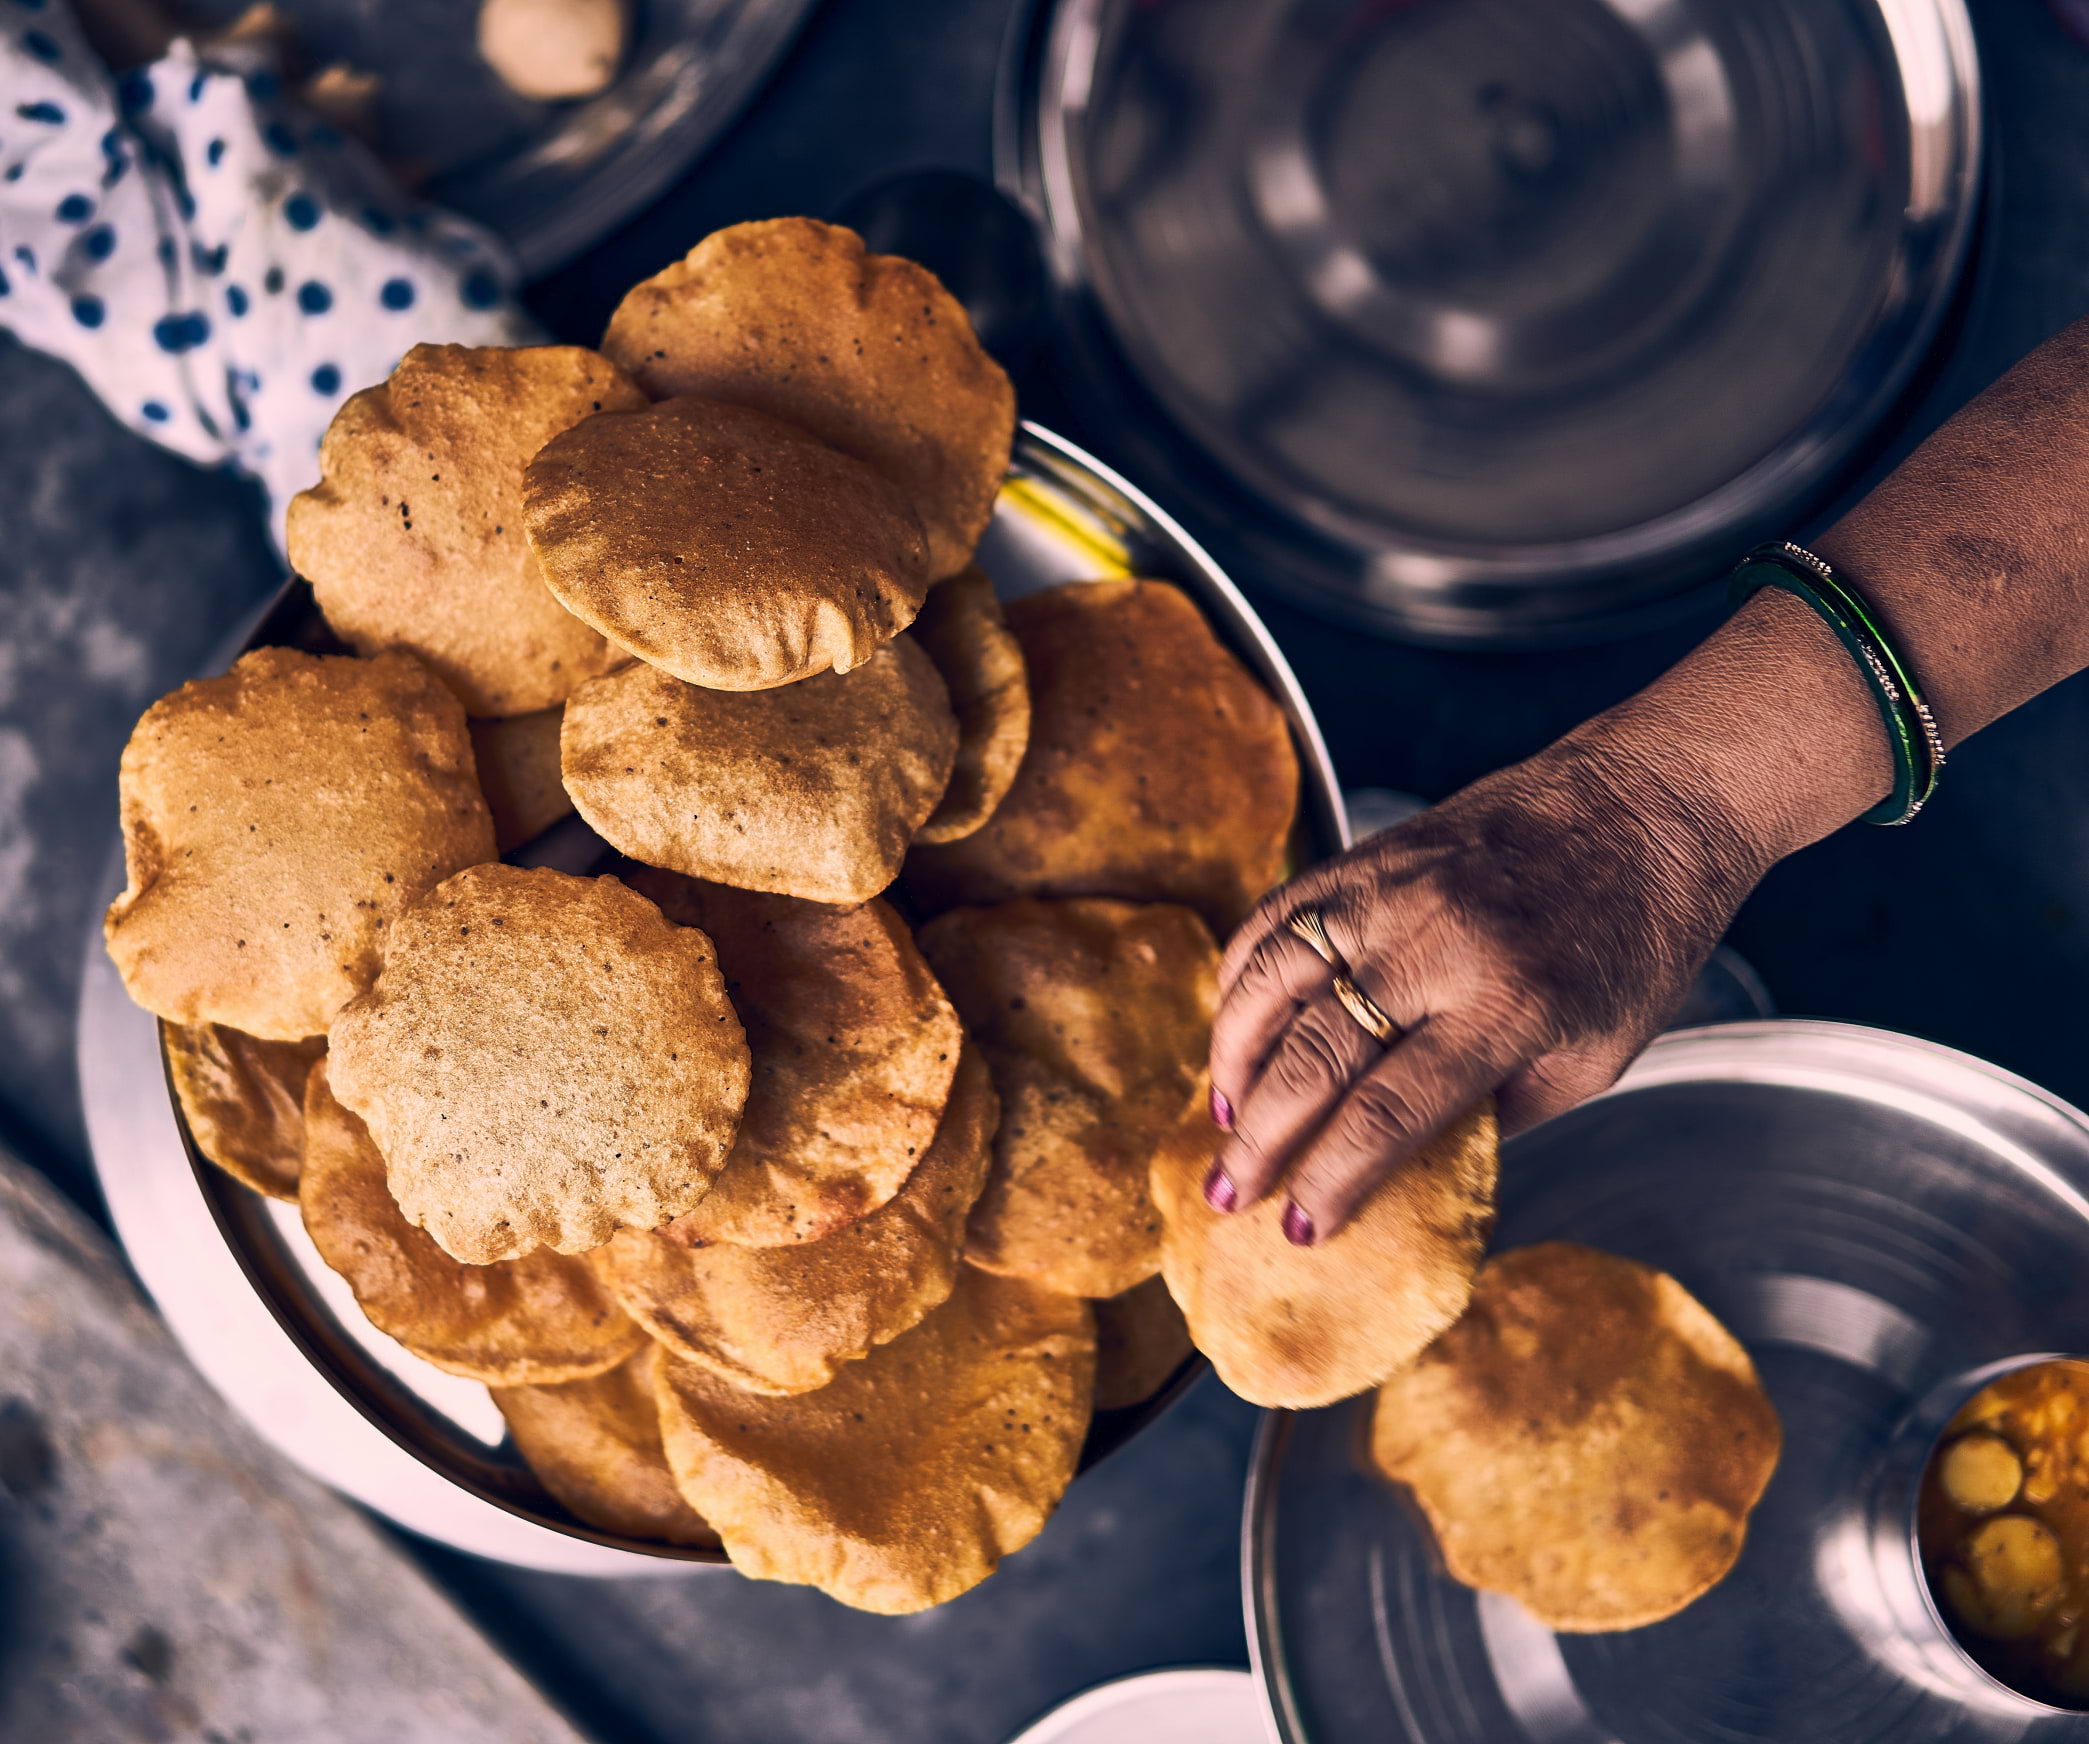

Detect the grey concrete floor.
xmin=6 ymin=0 xmax=2089 ymax=1739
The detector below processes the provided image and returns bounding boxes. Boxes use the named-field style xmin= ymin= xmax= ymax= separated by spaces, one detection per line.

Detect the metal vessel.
xmin=245 ymin=0 xmax=815 ymax=274
xmin=76 ymin=423 xmax=1347 ymax=1574
xmin=1005 ymin=0 xmax=1984 ymax=644
xmin=1246 ymin=1021 xmax=2089 ymax=1741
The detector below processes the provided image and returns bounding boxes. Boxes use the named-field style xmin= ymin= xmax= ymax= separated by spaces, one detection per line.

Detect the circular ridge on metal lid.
xmin=1005 ymin=1668 xmax=1266 ymax=1744
xmin=1010 ymin=0 xmax=1982 ymax=645
xmin=1247 ymin=1020 xmax=2089 ymax=1741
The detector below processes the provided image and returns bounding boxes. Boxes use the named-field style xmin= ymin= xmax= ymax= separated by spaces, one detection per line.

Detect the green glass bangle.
xmin=1728 ymin=541 xmax=1945 ymax=826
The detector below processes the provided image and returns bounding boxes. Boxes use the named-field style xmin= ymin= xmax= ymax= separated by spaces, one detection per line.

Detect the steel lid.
xmin=1011 ymin=0 xmax=1982 ymax=644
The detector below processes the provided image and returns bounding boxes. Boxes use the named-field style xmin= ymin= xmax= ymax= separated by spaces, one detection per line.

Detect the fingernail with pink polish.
xmin=1211 ymin=1086 xmax=1234 ymax=1130
xmin=1203 ymin=1163 xmax=1239 ymax=1213
xmin=1282 ymin=1202 xmax=1316 ymax=1248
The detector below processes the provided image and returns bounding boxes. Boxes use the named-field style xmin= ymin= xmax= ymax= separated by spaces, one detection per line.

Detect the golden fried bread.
xmin=1093 ymin=1274 xmax=1195 ymax=1412
xmin=299 ymin=1060 xmax=646 ymax=1384
xmin=561 ymin=641 xmax=957 ymax=906
xmin=1370 ymin=1243 xmax=1782 ymax=1631
xmin=654 ymin=1265 xmax=1092 ymax=1613
xmin=468 ymin=706 xmax=573 ymax=851
xmin=906 ymin=579 xmax=1297 ymax=933
xmin=1152 ymin=1097 xmax=1496 ymax=1410
xmin=493 ymin=1347 xmax=721 ymax=1548
xmin=909 ymin=567 xmax=1030 ymax=844
xmin=600 ymin=1045 xmax=996 ymax=1394
xmin=917 ymin=898 xmax=1217 ymax=1299
xmin=629 ymin=871 xmax=961 ymax=1245
xmin=522 ymin=395 xmax=931 ymax=691
xmin=327 ymin=865 xmax=749 ymax=1263
xmin=106 ymin=648 xmax=494 ymax=1041
xmin=287 ymin=344 xmax=643 ymax=715
xmin=602 ymin=218 xmax=1014 ymax=579
xmin=164 ymin=1023 xmax=325 ymax=1201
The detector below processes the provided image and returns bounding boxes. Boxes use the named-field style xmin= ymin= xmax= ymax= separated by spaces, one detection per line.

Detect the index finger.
xmin=1208 ymin=925 xmax=1333 ymax=1113
xmin=1217 ymin=863 xmax=1346 ymax=1000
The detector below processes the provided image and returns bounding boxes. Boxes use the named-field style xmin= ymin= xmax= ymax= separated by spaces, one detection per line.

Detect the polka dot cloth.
xmin=0 ymin=2 xmax=533 ymax=531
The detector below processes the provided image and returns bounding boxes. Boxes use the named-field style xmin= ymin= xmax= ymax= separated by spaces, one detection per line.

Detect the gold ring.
xmin=1331 ymin=973 xmax=1401 ymax=1045
xmin=1286 ymin=906 xmax=1401 ymax=1044
xmin=1286 ymin=906 xmax=1340 ymax=966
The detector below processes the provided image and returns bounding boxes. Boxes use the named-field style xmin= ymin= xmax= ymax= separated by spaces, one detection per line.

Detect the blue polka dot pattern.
xmin=21 ymin=29 xmax=59 ymax=63
xmin=152 ymin=311 xmax=210 ymax=353
xmin=1 ymin=26 xmax=526 ymax=521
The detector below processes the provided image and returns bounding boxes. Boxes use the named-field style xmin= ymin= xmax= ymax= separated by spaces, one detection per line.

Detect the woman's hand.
xmin=1205 ymin=310 xmax=2089 ymax=1244
xmin=1205 ymin=730 xmax=1787 ymax=1246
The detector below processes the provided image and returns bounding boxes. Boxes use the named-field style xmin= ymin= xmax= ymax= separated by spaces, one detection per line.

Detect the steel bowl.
xmin=1245 ymin=1020 xmax=2089 ymax=1741
xmin=209 ymin=0 xmax=815 ymax=276
xmin=76 ymin=421 xmax=1347 ymax=1575
xmin=1001 ymin=0 xmax=1984 ymax=646
xmin=1875 ymin=1354 xmax=2089 ymax=1718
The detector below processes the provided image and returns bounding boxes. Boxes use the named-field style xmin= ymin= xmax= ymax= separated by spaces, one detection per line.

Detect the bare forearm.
xmin=1563 ymin=313 xmax=2089 ymax=876
xmin=1815 ymin=313 xmax=2089 ymax=745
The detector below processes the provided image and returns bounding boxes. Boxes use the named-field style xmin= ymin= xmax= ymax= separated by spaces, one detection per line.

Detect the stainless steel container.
xmin=1004 ymin=0 xmax=1984 ymax=644
xmin=75 ymin=423 xmax=1348 ymax=1575
xmin=1246 ymin=1021 xmax=2089 ymax=1740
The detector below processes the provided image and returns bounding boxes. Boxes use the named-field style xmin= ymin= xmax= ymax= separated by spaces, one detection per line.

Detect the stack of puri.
xmin=105 ymin=218 xmax=1305 ymax=1614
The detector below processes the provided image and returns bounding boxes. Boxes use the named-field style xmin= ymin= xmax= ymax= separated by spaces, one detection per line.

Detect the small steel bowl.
xmin=77 ymin=423 xmax=1348 ymax=1574
xmin=1870 ymin=1354 xmax=2089 ymax=1717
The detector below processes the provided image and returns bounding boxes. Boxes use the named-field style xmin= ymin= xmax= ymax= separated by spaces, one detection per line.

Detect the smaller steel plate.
xmin=190 ymin=0 xmax=815 ymax=275
xmin=1247 ymin=1021 xmax=2089 ymax=1741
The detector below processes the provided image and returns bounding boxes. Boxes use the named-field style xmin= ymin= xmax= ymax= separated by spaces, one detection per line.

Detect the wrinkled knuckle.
xmin=1268 ymin=1023 xmax=1353 ymax=1098
xmin=1345 ymin=1077 xmax=1428 ymax=1150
